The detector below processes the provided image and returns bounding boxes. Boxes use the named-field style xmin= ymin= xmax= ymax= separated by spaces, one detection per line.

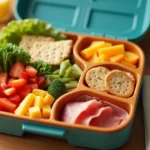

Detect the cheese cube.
xmin=90 ymin=41 xmax=112 ymax=47
xmin=121 ymin=61 xmax=136 ymax=68
xmin=110 ymin=54 xmax=124 ymax=63
xmin=29 ymin=106 xmax=41 ymax=118
xmin=32 ymin=89 xmax=47 ymax=98
xmin=98 ymin=44 xmax=125 ymax=57
xmin=15 ymin=93 xmax=35 ymax=116
xmin=80 ymin=42 xmax=112 ymax=60
xmin=42 ymin=105 xmax=51 ymax=119
xmin=124 ymin=51 xmax=139 ymax=65
xmin=88 ymin=53 xmax=98 ymax=63
xmin=34 ymin=96 xmax=44 ymax=109
xmin=44 ymin=94 xmax=54 ymax=105
xmin=97 ymin=54 xmax=109 ymax=63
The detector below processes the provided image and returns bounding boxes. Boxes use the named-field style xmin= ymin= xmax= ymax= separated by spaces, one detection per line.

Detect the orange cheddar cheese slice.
xmin=98 ymin=44 xmax=125 ymax=58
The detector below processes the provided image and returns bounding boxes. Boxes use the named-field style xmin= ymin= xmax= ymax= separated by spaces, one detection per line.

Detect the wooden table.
xmin=0 ymin=1 xmax=149 ymax=149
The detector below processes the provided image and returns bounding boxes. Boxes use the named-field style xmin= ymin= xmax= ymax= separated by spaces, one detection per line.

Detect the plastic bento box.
xmin=0 ymin=0 xmax=149 ymax=149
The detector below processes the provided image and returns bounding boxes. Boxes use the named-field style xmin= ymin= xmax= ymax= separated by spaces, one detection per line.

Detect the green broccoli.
xmin=48 ymin=80 xmax=67 ymax=99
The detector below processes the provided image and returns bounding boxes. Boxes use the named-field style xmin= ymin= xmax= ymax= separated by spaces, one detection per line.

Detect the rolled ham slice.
xmin=61 ymin=99 xmax=99 ymax=123
xmin=61 ymin=95 xmax=129 ymax=128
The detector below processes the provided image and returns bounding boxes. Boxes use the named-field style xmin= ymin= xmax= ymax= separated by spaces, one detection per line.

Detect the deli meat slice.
xmin=88 ymin=106 xmax=124 ymax=128
xmin=61 ymin=95 xmax=129 ymax=128
xmin=75 ymin=101 xmax=103 ymax=124
xmin=61 ymin=99 xmax=99 ymax=123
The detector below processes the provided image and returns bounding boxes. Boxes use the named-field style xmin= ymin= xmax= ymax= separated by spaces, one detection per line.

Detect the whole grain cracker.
xmin=110 ymin=69 xmax=135 ymax=83
xmin=29 ymin=40 xmax=73 ymax=65
xmin=85 ymin=66 xmax=110 ymax=92
xmin=105 ymin=70 xmax=134 ymax=98
xmin=19 ymin=35 xmax=55 ymax=51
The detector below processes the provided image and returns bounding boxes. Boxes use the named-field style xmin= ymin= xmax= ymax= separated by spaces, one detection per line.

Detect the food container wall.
xmin=0 ymin=0 xmax=149 ymax=149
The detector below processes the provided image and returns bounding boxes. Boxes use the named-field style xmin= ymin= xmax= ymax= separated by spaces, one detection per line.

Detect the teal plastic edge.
xmin=0 ymin=115 xmax=133 ymax=150
xmin=14 ymin=0 xmax=150 ymax=41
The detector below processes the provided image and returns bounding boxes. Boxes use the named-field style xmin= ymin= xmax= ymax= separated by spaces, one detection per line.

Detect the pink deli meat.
xmin=61 ymin=95 xmax=129 ymax=128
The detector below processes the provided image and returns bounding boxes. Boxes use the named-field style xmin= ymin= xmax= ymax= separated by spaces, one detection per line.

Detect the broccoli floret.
xmin=48 ymin=80 xmax=67 ymax=99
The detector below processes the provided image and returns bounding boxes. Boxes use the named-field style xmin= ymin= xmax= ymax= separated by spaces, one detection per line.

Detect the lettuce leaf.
xmin=0 ymin=43 xmax=31 ymax=72
xmin=31 ymin=60 xmax=52 ymax=76
xmin=0 ymin=19 xmax=67 ymax=45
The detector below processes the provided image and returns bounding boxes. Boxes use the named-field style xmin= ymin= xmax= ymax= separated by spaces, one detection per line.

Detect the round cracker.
xmin=85 ymin=66 xmax=110 ymax=92
xmin=105 ymin=70 xmax=134 ymax=98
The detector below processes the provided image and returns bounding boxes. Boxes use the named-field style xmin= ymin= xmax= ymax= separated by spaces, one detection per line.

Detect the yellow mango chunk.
xmin=110 ymin=54 xmax=124 ymax=63
xmin=97 ymin=54 xmax=109 ymax=63
xmin=34 ymin=96 xmax=44 ymax=109
xmin=15 ymin=93 xmax=35 ymax=116
xmin=124 ymin=51 xmax=139 ymax=65
xmin=42 ymin=105 xmax=51 ymax=119
xmin=98 ymin=44 xmax=125 ymax=58
xmin=80 ymin=42 xmax=112 ymax=60
xmin=32 ymin=89 xmax=47 ymax=98
xmin=121 ymin=61 xmax=136 ymax=68
xmin=44 ymin=94 xmax=55 ymax=105
xmin=88 ymin=53 xmax=98 ymax=63
xmin=29 ymin=106 xmax=42 ymax=118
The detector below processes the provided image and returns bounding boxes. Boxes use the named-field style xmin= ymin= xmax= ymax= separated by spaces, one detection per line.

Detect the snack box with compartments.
xmin=0 ymin=0 xmax=150 ymax=149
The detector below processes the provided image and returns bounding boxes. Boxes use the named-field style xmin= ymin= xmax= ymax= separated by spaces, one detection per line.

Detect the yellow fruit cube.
xmin=42 ymin=105 xmax=51 ymax=119
xmin=110 ymin=54 xmax=124 ymax=63
xmin=124 ymin=51 xmax=139 ymax=65
xmin=32 ymin=89 xmax=47 ymax=98
xmin=26 ymin=111 xmax=29 ymax=116
xmin=97 ymin=54 xmax=109 ymax=63
xmin=121 ymin=60 xmax=136 ymax=68
xmin=15 ymin=93 xmax=35 ymax=116
xmin=88 ymin=53 xmax=98 ymax=63
xmin=34 ymin=96 xmax=44 ymax=109
xmin=80 ymin=42 xmax=112 ymax=60
xmin=98 ymin=44 xmax=125 ymax=57
xmin=44 ymin=94 xmax=54 ymax=105
xmin=29 ymin=106 xmax=42 ymax=118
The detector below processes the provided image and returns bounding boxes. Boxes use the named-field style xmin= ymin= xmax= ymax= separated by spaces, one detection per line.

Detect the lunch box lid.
xmin=15 ymin=0 xmax=150 ymax=41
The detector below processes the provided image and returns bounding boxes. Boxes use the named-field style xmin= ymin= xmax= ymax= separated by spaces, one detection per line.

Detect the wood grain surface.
xmin=0 ymin=0 xmax=149 ymax=149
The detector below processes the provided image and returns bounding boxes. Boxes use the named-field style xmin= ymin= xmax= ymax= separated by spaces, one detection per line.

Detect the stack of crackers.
xmin=19 ymin=35 xmax=73 ymax=65
xmin=85 ymin=66 xmax=135 ymax=98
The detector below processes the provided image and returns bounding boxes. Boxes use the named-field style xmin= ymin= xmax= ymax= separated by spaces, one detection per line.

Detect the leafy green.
xmin=31 ymin=60 xmax=52 ymax=76
xmin=0 ymin=19 xmax=67 ymax=45
xmin=0 ymin=43 xmax=31 ymax=72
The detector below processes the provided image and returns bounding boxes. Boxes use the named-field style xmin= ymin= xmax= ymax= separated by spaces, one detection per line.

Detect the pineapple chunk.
xmin=124 ymin=51 xmax=139 ymax=65
xmin=110 ymin=54 xmax=124 ymax=63
xmin=80 ymin=42 xmax=111 ymax=60
xmin=44 ymin=94 xmax=54 ymax=105
xmin=34 ymin=96 xmax=44 ymax=109
xmin=29 ymin=106 xmax=42 ymax=118
xmin=42 ymin=105 xmax=51 ymax=119
xmin=15 ymin=93 xmax=35 ymax=116
xmin=98 ymin=44 xmax=125 ymax=57
xmin=32 ymin=89 xmax=47 ymax=98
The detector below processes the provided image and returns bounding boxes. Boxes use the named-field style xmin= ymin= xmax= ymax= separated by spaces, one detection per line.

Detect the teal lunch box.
xmin=0 ymin=0 xmax=150 ymax=149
